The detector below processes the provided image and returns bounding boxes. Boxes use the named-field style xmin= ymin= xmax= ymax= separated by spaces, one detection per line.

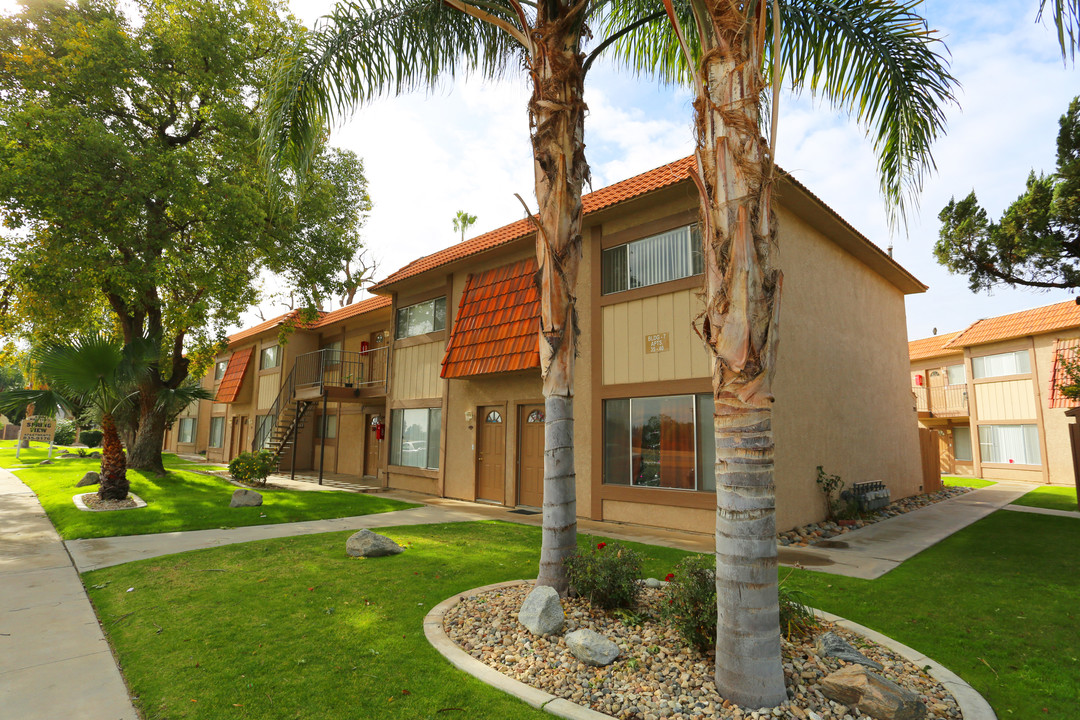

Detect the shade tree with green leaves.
xmin=936 ymin=96 xmax=1080 ymax=292
xmin=0 ymin=0 xmax=372 ymax=474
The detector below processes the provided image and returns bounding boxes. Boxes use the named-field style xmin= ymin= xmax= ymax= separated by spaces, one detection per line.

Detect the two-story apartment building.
xmin=908 ymin=300 xmax=1080 ymax=484
xmin=170 ymin=156 xmax=927 ymax=533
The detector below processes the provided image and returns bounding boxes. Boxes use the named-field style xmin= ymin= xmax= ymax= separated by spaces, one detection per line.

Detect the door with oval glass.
xmin=476 ymin=406 xmax=505 ymax=503
xmin=517 ymin=405 xmax=545 ymax=508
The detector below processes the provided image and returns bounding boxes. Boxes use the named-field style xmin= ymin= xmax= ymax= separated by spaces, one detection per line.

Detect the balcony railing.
xmin=294 ymin=346 xmax=389 ymax=393
xmin=913 ymin=384 xmax=968 ymax=417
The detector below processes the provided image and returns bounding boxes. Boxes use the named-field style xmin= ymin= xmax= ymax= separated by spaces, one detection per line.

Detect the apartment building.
xmin=908 ymin=299 xmax=1080 ymax=484
xmin=169 ymin=156 xmax=927 ymax=533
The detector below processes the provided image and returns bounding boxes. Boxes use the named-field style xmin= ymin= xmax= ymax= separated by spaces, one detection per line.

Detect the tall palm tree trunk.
xmin=693 ymin=10 xmax=787 ymax=708
xmin=532 ymin=9 xmax=588 ymax=595
xmin=98 ymin=412 xmax=130 ymax=501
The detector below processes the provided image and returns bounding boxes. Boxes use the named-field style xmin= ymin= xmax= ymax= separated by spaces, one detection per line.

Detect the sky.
xmin=1 ymin=0 xmax=1071 ymax=341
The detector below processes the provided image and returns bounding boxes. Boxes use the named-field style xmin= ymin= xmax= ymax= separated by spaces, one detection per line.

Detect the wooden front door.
xmin=517 ymin=404 xmax=545 ymax=508
xmin=367 ymin=330 xmax=389 ymax=385
xmin=476 ymin=406 xmax=505 ymax=503
xmin=364 ymin=414 xmax=382 ymax=478
xmin=231 ymin=417 xmax=248 ymax=460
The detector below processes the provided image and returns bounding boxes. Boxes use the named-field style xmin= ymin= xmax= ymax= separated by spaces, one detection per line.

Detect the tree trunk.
xmin=98 ymin=412 xmax=129 ymax=501
xmin=127 ymin=401 xmax=168 ymax=475
xmin=692 ymin=12 xmax=787 ymax=709
xmin=530 ymin=10 xmax=588 ymax=595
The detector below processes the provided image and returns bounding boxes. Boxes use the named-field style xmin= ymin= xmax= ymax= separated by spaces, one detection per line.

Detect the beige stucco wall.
xmin=1034 ymin=334 xmax=1078 ymax=485
xmin=767 ymin=205 xmax=922 ymax=530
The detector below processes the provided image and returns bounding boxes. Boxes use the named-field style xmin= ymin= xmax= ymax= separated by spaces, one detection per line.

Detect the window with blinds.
xmin=601 ymin=225 xmax=703 ymax=295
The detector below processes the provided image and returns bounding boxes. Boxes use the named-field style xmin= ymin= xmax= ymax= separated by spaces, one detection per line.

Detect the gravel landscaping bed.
xmin=778 ymin=487 xmax=975 ymax=547
xmin=444 ymin=584 xmax=962 ymax=720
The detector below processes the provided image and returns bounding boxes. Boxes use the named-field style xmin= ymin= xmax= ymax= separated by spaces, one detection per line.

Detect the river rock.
xmin=816 ymin=630 xmax=884 ymax=670
xmin=565 ymin=628 xmax=620 ymax=666
xmin=345 ymin=529 xmax=403 ymax=557
xmin=517 ymin=585 xmax=564 ymax=636
xmin=818 ymin=665 xmax=927 ymax=720
xmin=76 ymin=471 xmax=100 ymax=487
xmin=643 ymin=577 xmax=663 ymax=589
xmin=229 ymin=489 xmax=263 ymax=507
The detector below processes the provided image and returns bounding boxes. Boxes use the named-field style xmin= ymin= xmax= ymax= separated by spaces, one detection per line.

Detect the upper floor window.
xmin=322 ymin=339 xmax=342 ymax=365
xmin=972 ymin=350 xmax=1030 ymax=379
xmin=260 ymin=345 xmax=281 ymax=370
xmin=601 ymin=224 xmax=703 ymax=295
xmin=214 ymin=360 xmax=228 ymax=380
xmin=945 ymin=364 xmax=966 ymax=385
xmin=396 ymin=296 xmax=447 ymax=339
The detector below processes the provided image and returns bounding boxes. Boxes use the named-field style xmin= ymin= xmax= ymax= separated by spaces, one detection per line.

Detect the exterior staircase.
xmin=260 ymin=399 xmax=313 ymax=467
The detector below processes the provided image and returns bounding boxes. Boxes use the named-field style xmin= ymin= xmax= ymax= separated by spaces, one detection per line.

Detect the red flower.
xmin=664 ymin=573 xmax=674 ymax=582
xmin=596 ymin=542 xmax=607 ymax=550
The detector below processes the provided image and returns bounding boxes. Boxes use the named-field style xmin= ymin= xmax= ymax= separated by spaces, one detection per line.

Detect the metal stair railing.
xmin=252 ymin=360 xmax=300 ymax=456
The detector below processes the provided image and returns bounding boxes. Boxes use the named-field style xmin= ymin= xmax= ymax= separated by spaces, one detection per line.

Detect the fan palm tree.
xmin=0 ymin=334 xmax=210 ymax=501
xmin=601 ymin=0 xmax=957 ymax=708
xmin=263 ymin=0 xmax=665 ymax=594
xmin=1042 ymin=0 xmax=1080 ymax=61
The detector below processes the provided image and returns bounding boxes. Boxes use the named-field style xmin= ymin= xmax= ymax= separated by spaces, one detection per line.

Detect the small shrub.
xmin=816 ymin=465 xmax=845 ymax=520
xmin=79 ymin=429 xmax=104 ymax=447
xmin=778 ymin=571 xmax=819 ymax=640
xmin=53 ymin=419 xmax=77 ymax=445
xmin=228 ymin=450 xmax=277 ymax=486
xmin=662 ymin=554 xmax=716 ymax=652
xmin=564 ymin=541 xmax=643 ymax=610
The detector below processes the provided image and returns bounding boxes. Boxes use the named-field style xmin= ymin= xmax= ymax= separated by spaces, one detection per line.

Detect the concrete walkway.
xmin=0 ymin=469 xmax=137 ymax=720
xmin=779 ymin=480 xmax=1034 ymax=579
xmin=1003 ymin=503 xmax=1080 ymax=519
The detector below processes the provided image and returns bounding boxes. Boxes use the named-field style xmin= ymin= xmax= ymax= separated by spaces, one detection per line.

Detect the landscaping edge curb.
xmin=423 ymin=579 xmax=997 ymax=720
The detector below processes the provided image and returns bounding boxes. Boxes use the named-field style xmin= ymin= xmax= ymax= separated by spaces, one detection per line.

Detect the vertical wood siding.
xmin=974 ymin=379 xmax=1037 ymax=421
xmin=393 ymin=342 xmax=444 ymax=399
xmin=257 ymin=371 xmax=280 ymax=410
xmin=601 ymin=289 xmax=709 ymax=385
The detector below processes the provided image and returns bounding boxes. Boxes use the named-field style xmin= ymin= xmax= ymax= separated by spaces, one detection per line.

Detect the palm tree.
xmin=263 ymin=0 xmax=664 ymax=594
xmin=1041 ymin=0 xmax=1080 ymax=61
xmin=0 ymin=335 xmax=136 ymax=499
xmin=452 ymin=210 xmax=477 ymax=242
xmin=0 ymin=334 xmax=210 ymax=501
xmin=604 ymin=0 xmax=958 ymax=708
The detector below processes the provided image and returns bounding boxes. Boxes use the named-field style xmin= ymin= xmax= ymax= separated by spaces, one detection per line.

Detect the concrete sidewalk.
xmin=779 ymin=481 xmax=1034 ymax=579
xmin=0 ymin=469 xmax=137 ymax=720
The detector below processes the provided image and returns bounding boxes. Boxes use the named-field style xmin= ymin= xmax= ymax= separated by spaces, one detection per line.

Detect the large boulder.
xmin=229 ymin=489 xmax=263 ymax=507
xmin=517 ymin=586 xmax=564 ymax=636
xmin=565 ymin=629 xmax=620 ymax=666
xmin=818 ymin=665 xmax=927 ymax=720
xmin=816 ymin=631 xmax=884 ymax=671
xmin=76 ymin=472 xmax=101 ymax=487
xmin=345 ymin=529 xmax=403 ymax=558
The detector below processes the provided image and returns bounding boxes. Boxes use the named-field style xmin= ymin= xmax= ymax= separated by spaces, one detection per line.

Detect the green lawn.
xmin=0 ymin=439 xmax=82 ymax=467
xmin=6 ymin=448 xmax=418 ymax=540
xmin=1010 ymin=485 xmax=1079 ymax=512
xmin=942 ymin=475 xmax=996 ymax=489
xmin=83 ymin=514 xmax=1079 ymax=719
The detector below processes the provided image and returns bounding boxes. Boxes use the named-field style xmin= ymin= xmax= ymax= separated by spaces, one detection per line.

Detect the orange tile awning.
xmin=214 ymin=347 xmax=254 ymax=402
xmin=1049 ymin=337 xmax=1080 ymax=409
xmin=441 ymin=258 xmax=540 ymax=379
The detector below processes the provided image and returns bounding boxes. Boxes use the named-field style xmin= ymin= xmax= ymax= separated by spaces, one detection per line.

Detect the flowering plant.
xmin=564 ymin=541 xmax=642 ymax=611
xmin=664 ymin=573 xmax=674 ymax=582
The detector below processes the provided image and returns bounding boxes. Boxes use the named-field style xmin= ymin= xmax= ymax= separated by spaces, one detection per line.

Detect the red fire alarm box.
xmin=360 ymin=341 xmax=370 ymax=353
xmin=914 ymin=374 xmax=923 ymax=386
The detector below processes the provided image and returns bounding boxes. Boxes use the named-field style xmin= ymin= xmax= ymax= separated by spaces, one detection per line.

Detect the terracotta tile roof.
xmin=908 ymin=331 xmax=964 ymax=361
xmin=214 ymin=347 xmax=254 ymax=402
xmin=227 ymin=310 xmax=326 ymax=345
xmin=441 ymin=258 xmax=540 ymax=379
xmin=945 ymin=299 xmax=1080 ymax=348
xmin=315 ymin=295 xmax=392 ymax=327
xmin=1049 ymin=337 xmax=1080 ymax=409
xmin=373 ymin=157 xmax=697 ymax=290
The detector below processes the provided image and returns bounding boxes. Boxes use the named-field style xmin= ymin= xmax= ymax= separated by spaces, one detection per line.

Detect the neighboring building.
xmin=172 ymin=156 xmax=927 ymax=533
xmin=908 ymin=299 xmax=1080 ymax=485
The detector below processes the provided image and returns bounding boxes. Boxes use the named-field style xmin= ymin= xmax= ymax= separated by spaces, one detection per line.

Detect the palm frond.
xmin=1039 ymin=0 xmax=1080 ymax=62
xmin=32 ymin=334 xmax=125 ymax=404
xmin=599 ymin=0 xmax=699 ymax=86
xmin=775 ymin=0 xmax=958 ymax=227
xmin=0 ymin=388 xmax=75 ymax=420
xmin=261 ymin=0 xmax=527 ymax=179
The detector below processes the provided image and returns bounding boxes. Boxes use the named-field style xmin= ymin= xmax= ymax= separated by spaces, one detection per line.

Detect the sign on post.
xmin=16 ymin=416 xmax=57 ymax=460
